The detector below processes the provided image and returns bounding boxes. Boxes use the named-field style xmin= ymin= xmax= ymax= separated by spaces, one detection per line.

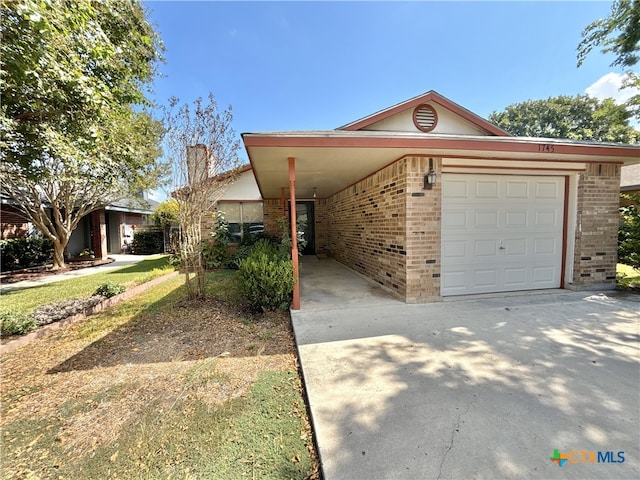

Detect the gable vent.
xmin=413 ymin=104 xmax=438 ymax=132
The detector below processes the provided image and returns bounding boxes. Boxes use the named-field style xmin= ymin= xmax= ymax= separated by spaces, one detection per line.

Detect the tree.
xmin=619 ymin=193 xmax=640 ymax=269
xmin=163 ymin=94 xmax=242 ymax=299
xmin=577 ymin=0 xmax=640 ymax=118
xmin=488 ymin=95 xmax=639 ymax=143
xmin=0 ymin=0 xmax=165 ymax=269
xmin=152 ymin=199 xmax=180 ymax=228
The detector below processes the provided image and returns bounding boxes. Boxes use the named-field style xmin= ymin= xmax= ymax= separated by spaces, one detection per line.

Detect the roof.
xmin=337 ymin=90 xmax=511 ymax=136
xmin=242 ymin=91 xmax=640 ymax=199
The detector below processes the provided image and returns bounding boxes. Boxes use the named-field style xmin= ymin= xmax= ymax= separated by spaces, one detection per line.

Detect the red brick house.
xmin=0 ymin=197 xmax=156 ymax=259
xmin=242 ymin=91 xmax=640 ymax=308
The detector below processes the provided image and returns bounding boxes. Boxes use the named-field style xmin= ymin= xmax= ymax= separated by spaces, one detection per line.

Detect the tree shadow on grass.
xmin=47 ymin=278 xmax=294 ymax=374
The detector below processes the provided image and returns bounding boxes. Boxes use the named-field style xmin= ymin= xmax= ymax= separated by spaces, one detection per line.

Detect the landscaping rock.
xmin=33 ymin=296 xmax=104 ymax=326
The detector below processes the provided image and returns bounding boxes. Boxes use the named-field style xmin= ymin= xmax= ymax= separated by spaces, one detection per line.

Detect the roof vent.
xmin=413 ymin=104 xmax=438 ymax=132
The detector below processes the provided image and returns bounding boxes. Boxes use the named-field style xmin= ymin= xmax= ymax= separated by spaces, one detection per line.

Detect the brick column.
xmin=572 ymin=163 xmax=621 ymax=287
xmin=405 ymin=156 xmax=442 ymax=303
xmin=90 ymin=209 xmax=108 ymax=259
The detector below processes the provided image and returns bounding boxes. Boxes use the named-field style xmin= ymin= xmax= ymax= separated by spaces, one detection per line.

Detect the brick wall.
xmin=1 ymin=205 xmax=29 ymax=239
xmin=572 ymin=163 xmax=621 ymax=287
xmin=404 ymin=157 xmax=441 ymax=302
xmin=315 ymin=199 xmax=328 ymax=256
xmin=327 ymin=159 xmax=409 ymax=299
xmin=263 ymin=199 xmax=285 ymax=239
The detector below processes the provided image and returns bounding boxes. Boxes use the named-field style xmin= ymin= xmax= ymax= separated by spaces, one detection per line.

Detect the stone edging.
xmin=0 ymin=270 xmax=179 ymax=355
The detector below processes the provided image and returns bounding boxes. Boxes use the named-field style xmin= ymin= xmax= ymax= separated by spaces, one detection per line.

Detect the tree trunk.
xmin=52 ymin=241 xmax=66 ymax=270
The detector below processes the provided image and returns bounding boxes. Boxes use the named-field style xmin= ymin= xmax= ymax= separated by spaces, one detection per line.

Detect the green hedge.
xmin=131 ymin=230 xmax=163 ymax=254
xmin=237 ymin=239 xmax=294 ymax=311
xmin=0 ymin=237 xmax=53 ymax=271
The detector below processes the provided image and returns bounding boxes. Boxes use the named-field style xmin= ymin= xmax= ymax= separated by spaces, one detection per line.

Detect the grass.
xmin=0 ymin=255 xmax=174 ymax=315
xmin=0 ymin=272 xmax=319 ymax=479
xmin=617 ymin=263 xmax=640 ymax=290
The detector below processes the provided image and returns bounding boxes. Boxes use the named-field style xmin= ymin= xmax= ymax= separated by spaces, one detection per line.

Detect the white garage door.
xmin=441 ymin=174 xmax=565 ymax=296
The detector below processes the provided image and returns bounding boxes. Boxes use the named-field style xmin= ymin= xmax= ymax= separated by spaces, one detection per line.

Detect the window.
xmin=217 ymin=202 xmax=263 ymax=242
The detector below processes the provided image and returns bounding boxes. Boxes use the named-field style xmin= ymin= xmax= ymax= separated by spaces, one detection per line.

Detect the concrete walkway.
xmin=0 ymin=254 xmax=161 ymax=292
xmin=292 ymin=258 xmax=640 ymax=480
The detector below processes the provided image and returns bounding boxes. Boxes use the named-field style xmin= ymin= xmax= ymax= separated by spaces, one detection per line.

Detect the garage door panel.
xmin=505 ymin=210 xmax=528 ymax=227
xmin=474 ymin=269 xmax=498 ymax=288
xmin=535 ymin=181 xmax=561 ymax=198
xmin=442 ymin=210 xmax=467 ymax=228
xmin=504 ymin=238 xmax=527 ymax=256
xmin=442 ymin=240 xmax=467 ymax=258
xmin=506 ymin=181 xmax=528 ymax=198
xmin=442 ymin=174 xmax=564 ymax=296
xmin=476 ymin=180 xmax=499 ymax=198
xmin=443 ymin=180 xmax=468 ymax=198
xmin=474 ymin=239 xmax=497 ymax=256
xmin=504 ymin=268 xmax=527 ymax=287
xmin=475 ymin=210 xmax=499 ymax=228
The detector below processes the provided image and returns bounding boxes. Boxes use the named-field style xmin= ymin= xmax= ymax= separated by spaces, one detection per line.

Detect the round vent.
xmin=413 ymin=104 xmax=438 ymax=132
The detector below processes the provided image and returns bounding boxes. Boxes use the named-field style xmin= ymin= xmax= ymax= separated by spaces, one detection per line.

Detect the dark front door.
xmin=291 ymin=201 xmax=315 ymax=255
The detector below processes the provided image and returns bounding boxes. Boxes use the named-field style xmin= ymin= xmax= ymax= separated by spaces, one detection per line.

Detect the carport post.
xmin=288 ymin=157 xmax=300 ymax=310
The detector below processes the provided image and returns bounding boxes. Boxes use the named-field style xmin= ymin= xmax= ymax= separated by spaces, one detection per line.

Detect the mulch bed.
xmin=0 ymin=258 xmax=114 ymax=284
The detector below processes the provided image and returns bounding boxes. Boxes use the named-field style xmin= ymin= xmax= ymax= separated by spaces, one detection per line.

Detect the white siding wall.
xmin=220 ymin=169 xmax=261 ymax=200
xmin=362 ymin=102 xmax=490 ymax=136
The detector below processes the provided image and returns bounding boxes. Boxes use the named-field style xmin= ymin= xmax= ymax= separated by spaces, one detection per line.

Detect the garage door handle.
xmin=499 ymin=246 xmax=506 ymax=250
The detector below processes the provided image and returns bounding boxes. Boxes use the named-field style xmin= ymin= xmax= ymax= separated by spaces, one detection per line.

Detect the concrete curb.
xmin=0 ymin=270 xmax=179 ymax=355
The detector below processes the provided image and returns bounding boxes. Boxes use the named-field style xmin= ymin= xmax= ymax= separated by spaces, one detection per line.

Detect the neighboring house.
xmin=0 ymin=195 xmax=157 ymax=259
xmin=621 ymin=164 xmax=640 ymax=196
xmin=242 ymin=90 xmax=640 ymax=308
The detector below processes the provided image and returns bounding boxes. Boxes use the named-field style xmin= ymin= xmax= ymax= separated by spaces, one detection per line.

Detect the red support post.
xmin=288 ymin=157 xmax=300 ymax=310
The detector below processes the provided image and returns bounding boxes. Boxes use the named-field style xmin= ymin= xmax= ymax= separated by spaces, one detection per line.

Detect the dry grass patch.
xmin=1 ymin=273 xmax=319 ymax=479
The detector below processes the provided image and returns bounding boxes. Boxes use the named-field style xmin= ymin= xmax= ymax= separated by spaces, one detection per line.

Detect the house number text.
xmin=538 ymin=144 xmax=555 ymax=153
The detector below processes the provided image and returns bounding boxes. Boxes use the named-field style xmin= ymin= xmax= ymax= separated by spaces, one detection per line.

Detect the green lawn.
xmin=1 ymin=255 xmax=175 ymax=314
xmin=1 ymin=271 xmax=319 ymax=479
xmin=617 ymin=263 xmax=640 ymax=290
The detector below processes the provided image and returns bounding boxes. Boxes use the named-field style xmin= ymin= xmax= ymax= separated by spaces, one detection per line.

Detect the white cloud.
xmin=585 ymin=72 xmax=640 ymax=104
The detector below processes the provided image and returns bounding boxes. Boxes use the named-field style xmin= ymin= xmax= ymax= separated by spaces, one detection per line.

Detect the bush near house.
xmin=131 ymin=230 xmax=163 ymax=255
xmin=619 ymin=194 xmax=640 ymax=270
xmin=0 ymin=237 xmax=53 ymax=271
xmin=237 ymin=239 xmax=295 ymax=311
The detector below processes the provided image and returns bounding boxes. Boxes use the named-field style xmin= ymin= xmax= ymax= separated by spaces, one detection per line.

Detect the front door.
xmin=291 ymin=201 xmax=315 ymax=255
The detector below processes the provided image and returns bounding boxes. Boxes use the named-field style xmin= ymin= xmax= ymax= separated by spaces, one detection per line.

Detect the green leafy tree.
xmin=619 ymin=193 xmax=640 ymax=269
xmin=0 ymin=0 xmax=165 ymax=269
xmin=488 ymin=95 xmax=638 ymax=143
xmin=152 ymin=199 xmax=180 ymax=228
xmin=577 ymin=0 xmax=640 ymax=118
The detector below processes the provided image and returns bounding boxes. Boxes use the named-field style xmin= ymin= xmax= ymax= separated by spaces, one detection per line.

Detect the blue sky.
xmin=146 ymin=0 xmax=632 ymax=160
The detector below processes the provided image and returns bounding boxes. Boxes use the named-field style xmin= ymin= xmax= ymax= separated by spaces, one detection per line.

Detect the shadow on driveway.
xmin=293 ymin=289 xmax=640 ymax=479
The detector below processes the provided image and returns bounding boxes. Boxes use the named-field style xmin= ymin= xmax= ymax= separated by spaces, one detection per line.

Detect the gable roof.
xmin=337 ymin=90 xmax=511 ymax=137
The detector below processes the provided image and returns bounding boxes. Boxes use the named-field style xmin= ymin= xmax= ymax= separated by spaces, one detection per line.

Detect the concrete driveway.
xmin=292 ymin=258 xmax=640 ymax=479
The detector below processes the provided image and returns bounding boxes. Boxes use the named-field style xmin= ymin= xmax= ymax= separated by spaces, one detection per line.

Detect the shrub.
xmin=0 ymin=237 xmax=53 ymax=271
xmin=619 ymin=193 xmax=640 ymax=270
xmin=238 ymin=247 xmax=295 ymax=311
xmin=0 ymin=310 xmax=36 ymax=337
xmin=94 ymin=282 xmax=126 ymax=298
xmin=202 ymin=212 xmax=231 ymax=269
xmin=131 ymin=230 xmax=164 ymax=254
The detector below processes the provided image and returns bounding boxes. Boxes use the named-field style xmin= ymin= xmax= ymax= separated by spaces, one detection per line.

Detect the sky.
xmin=145 ymin=0 xmax=637 ymax=197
